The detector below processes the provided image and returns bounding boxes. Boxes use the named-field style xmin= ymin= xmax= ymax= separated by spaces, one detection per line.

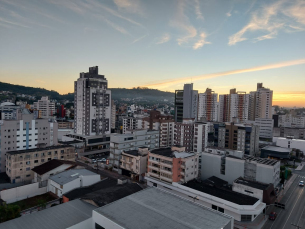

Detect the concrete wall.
xmin=201 ymin=153 xmax=245 ymax=184
xmin=0 ymin=182 xmax=47 ymax=204
xmin=232 ymin=183 xmax=263 ymax=201
xmin=275 ymin=138 xmax=305 ymax=153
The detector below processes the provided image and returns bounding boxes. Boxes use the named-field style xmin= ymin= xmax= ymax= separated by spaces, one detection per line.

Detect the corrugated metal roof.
xmin=0 ymin=199 xmax=96 ymax=229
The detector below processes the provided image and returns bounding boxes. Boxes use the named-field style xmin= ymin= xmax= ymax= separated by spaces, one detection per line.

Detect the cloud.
xmin=141 ymin=58 xmax=305 ymax=88
xmin=226 ymin=12 xmax=232 ymax=17
xmin=228 ymin=0 xmax=305 ymax=45
xmin=170 ymin=0 xmax=197 ymax=45
xmin=113 ymin=0 xmax=143 ymax=15
xmin=193 ymin=32 xmax=211 ymax=50
xmin=0 ymin=16 xmax=30 ymax=28
xmin=132 ymin=34 xmax=147 ymax=44
xmin=156 ymin=33 xmax=171 ymax=44
xmin=193 ymin=0 xmax=204 ymax=20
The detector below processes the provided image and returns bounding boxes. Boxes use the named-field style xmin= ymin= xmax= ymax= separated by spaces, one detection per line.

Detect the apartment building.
xmin=214 ymin=122 xmax=260 ymax=156
xmin=57 ymin=120 xmax=74 ymax=129
xmin=197 ymin=88 xmax=218 ymax=122
xmin=193 ymin=122 xmax=209 ymax=153
xmin=219 ymin=89 xmax=250 ymax=123
xmin=274 ymin=137 xmax=305 ymax=153
xmin=6 ymin=145 xmax=75 ymax=183
xmin=33 ymin=96 xmax=56 ymax=118
xmin=278 ymin=114 xmax=305 ymax=128
xmin=273 ymin=127 xmax=305 ymax=139
xmin=201 ymin=147 xmax=281 ymax=186
xmin=245 ymin=118 xmax=274 ymax=139
xmin=0 ymin=102 xmax=21 ymax=120
xmin=174 ymin=119 xmax=195 ymax=152
xmin=122 ymin=117 xmax=143 ymax=134
xmin=109 ymin=129 xmax=159 ymax=169
xmin=74 ymin=66 xmax=111 ymax=136
xmin=175 ymin=83 xmax=198 ymax=122
xmin=120 ymin=147 xmax=148 ymax=181
xmin=159 ymin=120 xmax=174 ymax=147
xmin=146 ymin=146 xmax=199 ymax=183
xmin=0 ymin=112 xmax=58 ymax=172
xmin=111 ymin=100 xmax=116 ymax=130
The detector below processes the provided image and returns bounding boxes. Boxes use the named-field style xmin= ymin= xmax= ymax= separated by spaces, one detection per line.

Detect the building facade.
xmin=175 ymin=83 xmax=198 ymax=122
xmin=33 ymin=96 xmax=56 ymax=118
xmin=197 ymin=88 xmax=218 ymax=122
xmin=146 ymin=146 xmax=199 ymax=183
xmin=6 ymin=145 xmax=74 ymax=183
xmin=201 ymin=148 xmax=281 ymax=186
xmin=109 ymin=129 xmax=159 ymax=169
xmin=0 ymin=112 xmax=58 ymax=172
xmin=214 ymin=122 xmax=260 ymax=156
xmin=74 ymin=66 xmax=111 ymax=136
xmin=120 ymin=147 xmax=148 ymax=181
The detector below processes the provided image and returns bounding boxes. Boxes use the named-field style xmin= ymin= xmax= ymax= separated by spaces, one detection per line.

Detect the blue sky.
xmin=0 ymin=0 xmax=304 ymax=106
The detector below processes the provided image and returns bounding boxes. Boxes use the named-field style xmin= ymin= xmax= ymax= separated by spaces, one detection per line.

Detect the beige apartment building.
xmin=6 ymin=145 xmax=75 ymax=183
xmin=120 ymin=147 xmax=148 ymax=181
xmin=146 ymin=146 xmax=199 ymax=184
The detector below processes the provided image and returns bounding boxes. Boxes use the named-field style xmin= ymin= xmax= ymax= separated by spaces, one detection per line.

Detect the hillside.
xmin=0 ymin=82 xmax=174 ymax=103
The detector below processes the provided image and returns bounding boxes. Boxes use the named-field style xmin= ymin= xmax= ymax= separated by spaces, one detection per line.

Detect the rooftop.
xmin=7 ymin=145 xmax=73 ymax=156
xmin=150 ymin=147 xmax=195 ymax=158
xmin=0 ymin=199 xmax=95 ymax=229
xmin=244 ymin=155 xmax=279 ymax=166
xmin=95 ymin=187 xmax=232 ymax=229
xmin=183 ymin=179 xmax=259 ymax=205
xmin=49 ymin=169 xmax=98 ymax=185
xmin=123 ymin=150 xmax=142 ymax=157
xmin=262 ymin=145 xmax=291 ymax=153
xmin=31 ymin=159 xmax=77 ymax=175
xmin=234 ymin=177 xmax=271 ymax=190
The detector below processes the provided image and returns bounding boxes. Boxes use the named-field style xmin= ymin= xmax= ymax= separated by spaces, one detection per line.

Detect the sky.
xmin=0 ymin=0 xmax=305 ymax=107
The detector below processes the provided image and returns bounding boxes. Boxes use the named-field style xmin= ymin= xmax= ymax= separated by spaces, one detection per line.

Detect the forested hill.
xmin=0 ymin=82 xmax=174 ymax=102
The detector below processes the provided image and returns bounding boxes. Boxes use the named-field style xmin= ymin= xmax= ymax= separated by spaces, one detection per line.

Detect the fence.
xmin=0 ymin=182 xmax=47 ymax=204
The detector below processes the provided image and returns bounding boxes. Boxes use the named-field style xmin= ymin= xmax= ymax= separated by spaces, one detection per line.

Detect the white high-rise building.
xmin=198 ymin=88 xmax=218 ymax=122
xmin=33 ymin=96 xmax=55 ymax=118
xmin=74 ymin=66 xmax=111 ymax=136
xmin=255 ymin=83 xmax=273 ymax=119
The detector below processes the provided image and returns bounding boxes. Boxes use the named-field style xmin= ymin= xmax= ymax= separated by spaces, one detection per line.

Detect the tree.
xmin=0 ymin=204 xmax=21 ymax=223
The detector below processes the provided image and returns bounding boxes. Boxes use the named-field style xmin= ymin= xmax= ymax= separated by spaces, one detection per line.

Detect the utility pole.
xmin=291 ymin=223 xmax=302 ymax=229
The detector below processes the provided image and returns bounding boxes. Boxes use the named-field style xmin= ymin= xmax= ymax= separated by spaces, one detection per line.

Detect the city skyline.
xmin=0 ymin=0 xmax=305 ymax=107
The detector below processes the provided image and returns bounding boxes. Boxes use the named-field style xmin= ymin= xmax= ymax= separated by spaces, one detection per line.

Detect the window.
xmin=15 ymin=176 xmax=20 ymax=179
xmin=241 ymin=215 xmax=252 ymax=221
xmin=153 ymin=182 xmax=157 ymax=187
xmin=41 ymin=159 xmax=45 ymax=163
xmin=26 ymin=167 xmax=30 ymax=171
xmin=26 ymin=174 xmax=31 ymax=177
xmin=95 ymin=223 xmax=105 ymax=229
xmin=34 ymin=160 xmax=38 ymax=163
xmin=26 ymin=161 xmax=30 ymax=165
xmin=218 ymin=207 xmax=224 ymax=213
xmin=48 ymin=152 xmax=52 ymax=155
xmin=212 ymin=205 xmax=217 ymax=210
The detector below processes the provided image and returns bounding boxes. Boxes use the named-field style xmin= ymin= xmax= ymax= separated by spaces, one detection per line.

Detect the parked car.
xmin=97 ymin=158 xmax=103 ymax=162
xmin=101 ymin=158 xmax=107 ymax=162
xmin=269 ymin=212 xmax=277 ymax=220
xmin=91 ymin=159 xmax=97 ymax=163
xmin=299 ymin=181 xmax=304 ymax=187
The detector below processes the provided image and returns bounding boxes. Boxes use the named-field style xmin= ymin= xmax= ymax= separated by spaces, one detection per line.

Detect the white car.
xmin=91 ymin=159 xmax=97 ymax=163
xmin=97 ymin=158 xmax=103 ymax=162
xmin=101 ymin=158 xmax=107 ymax=162
xmin=299 ymin=181 xmax=304 ymax=187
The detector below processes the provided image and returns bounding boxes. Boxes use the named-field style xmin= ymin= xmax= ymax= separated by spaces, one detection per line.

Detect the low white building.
xmin=201 ymin=147 xmax=280 ymax=186
xmin=48 ymin=169 xmax=100 ymax=197
xmin=273 ymin=137 xmax=305 ymax=153
xmin=75 ymin=187 xmax=234 ymax=229
xmin=146 ymin=177 xmax=265 ymax=222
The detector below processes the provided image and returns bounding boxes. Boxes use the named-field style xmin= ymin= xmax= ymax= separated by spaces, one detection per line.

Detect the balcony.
xmin=148 ymin=172 xmax=160 ymax=179
xmin=148 ymin=164 xmax=160 ymax=170
xmin=160 ymin=176 xmax=172 ymax=183
xmin=160 ymin=168 xmax=172 ymax=175
xmin=160 ymin=162 xmax=173 ymax=168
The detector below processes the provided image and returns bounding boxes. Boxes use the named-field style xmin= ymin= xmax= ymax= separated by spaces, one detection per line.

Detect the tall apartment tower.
xmin=175 ymin=84 xmax=198 ymax=122
xmin=74 ymin=66 xmax=111 ymax=136
xmin=249 ymin=83 xmax=273 ymax=120
xmin=198 ymin=88 xmax=218 ymax=122
xmin=219 ymin=89 xmax=249 ymax=123
xmin=33 ymin=96 xmax=55 ymax=118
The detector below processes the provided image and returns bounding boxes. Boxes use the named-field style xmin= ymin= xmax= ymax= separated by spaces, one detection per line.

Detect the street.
xmin=263 ymin=165 xmax=305 ymax=229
